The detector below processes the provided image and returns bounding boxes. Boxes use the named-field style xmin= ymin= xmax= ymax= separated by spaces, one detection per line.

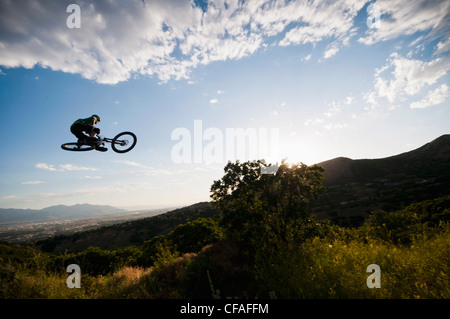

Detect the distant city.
xmin=0 ymin=208 xmax=174 ymax=243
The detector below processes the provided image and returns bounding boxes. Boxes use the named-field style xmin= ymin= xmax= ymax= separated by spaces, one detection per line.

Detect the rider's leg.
xmin=89 ymin=127 xmax=107 ymax=152
xmin=76 ymin=124 xmax=99 ymax=145
xmin=70 ymin=123 xmax=90 ymax=143
xmin=71 ymin=123 xmax=106 ymax=151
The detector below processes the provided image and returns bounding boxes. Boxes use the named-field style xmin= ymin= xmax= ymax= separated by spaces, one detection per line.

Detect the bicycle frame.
xmin=99 ymin=136 xmax=128 ymax=146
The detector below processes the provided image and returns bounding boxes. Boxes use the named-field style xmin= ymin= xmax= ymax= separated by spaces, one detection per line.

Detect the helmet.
xmin=92 ymin=114 xmax=101 ymax=123
xmin=93 ymin=127 xmax=100 ymax=134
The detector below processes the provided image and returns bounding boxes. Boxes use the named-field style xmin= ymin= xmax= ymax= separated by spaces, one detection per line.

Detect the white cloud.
xmin=345 ymin=96 xmax=354 ymax=105
xmin=301 ymin=54 xmax=312 ymax=61
xmin=359 ymin=0 xmax=450 ymax=45
xmin=210 ymin=99 xmax=218 ymax=104
xmin=323 ymin=45 xmax=340 ymax=59
xmin=279 ymin=0 xmax=364 ymax=61
xmin=366 ymin=53 xmax=450 ymax=106
xmin=323 ymin=101 xmax=341 ymax=118
xmin=83 ymin=175 xmax=103 ymax=180
xmin=434 ymin=37 xmax=450 ymax=56
xmin=36 ymin=163 xmax=97 ymax=172
xmin=2 ymin=195 xmax=18 ymax=200
xmin=59 ymin=164 xmax=97 ymax=171
xmin=363 ymin=90 xmax=378 ymax=109
xmin=279 ymin=1 xmax=364 ymax=46
xmin=22 ymin=181 xmax=45 ymax=185
xmin=116 ymin=160 xmax=149 ymax=169
xmin=36 ymin=163 xmax=59 ymax=172
xmin=410 ymin=84 xmax=450 ymax=109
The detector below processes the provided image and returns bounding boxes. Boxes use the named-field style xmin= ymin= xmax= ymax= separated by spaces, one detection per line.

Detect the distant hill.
xmin=318 ymin=134 xmax=450 ymax=184
xmin=312 ymin=134 xmax=450 ymax=225
xmin=0 ymin=204 xmax=127 ymax=224
xmin=36 ymin=202 xmax=219 ymax=254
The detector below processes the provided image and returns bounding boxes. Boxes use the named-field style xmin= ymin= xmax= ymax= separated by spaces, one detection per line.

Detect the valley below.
xmin=0 ymin=208 xmax=174 ymax=243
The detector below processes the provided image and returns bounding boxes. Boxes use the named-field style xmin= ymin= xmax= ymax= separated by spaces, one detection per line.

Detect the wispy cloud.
xmin=323 ymin=101 xmax=342 ymax=118
xmin=364 ymin=52 xmax=450 ymax=108
xmin=22 ymin=181 xmax=45 ymax=185
xmin=358 ymin=0 xmax=449 ymax=45
xmin=2 ymin=195 xmax=18 ymax=200
xmin=83 ymin=176 xmax=103 ymax=180
xmin=323 ymin=45 xmax=340 ymax=60
xmin=36 ymin=163 xmax=97 ymax=172
xmin=410 ymin=84 xmax=450 ymax=109
xmin=59 ymin=164 xmax=98 ymax=171
xmin=301 ymin=54 xmax=312 ymax=62
xmin=116 ymin=160 xmax=149 ymax=169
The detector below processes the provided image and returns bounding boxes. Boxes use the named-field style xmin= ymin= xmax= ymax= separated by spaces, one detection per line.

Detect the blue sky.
xmin=0 ymin=0 xmax=449 ymax=210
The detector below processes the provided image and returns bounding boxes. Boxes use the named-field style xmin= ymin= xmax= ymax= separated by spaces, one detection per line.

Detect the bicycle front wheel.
xmin=111 ymin=132 xmax=137 ymax=153
xmin=61 ymin=142 xmax=95 ymax=151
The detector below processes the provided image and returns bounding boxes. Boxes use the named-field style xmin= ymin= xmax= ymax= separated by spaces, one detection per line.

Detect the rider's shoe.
xmin=95 ymin=146 xmax=108 ymax=152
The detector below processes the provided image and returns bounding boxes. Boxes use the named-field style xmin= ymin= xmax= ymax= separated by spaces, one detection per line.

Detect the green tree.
xmin=210 ymin=159 xmax=324 ymax=245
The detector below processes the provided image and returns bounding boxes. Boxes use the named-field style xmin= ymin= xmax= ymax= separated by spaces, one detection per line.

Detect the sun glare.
xmin=277 ymin=140 xmax=323 ymax=166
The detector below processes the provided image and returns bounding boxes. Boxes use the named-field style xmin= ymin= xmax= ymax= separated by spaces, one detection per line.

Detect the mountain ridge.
xmin=0 ymin=204 xmax=127 ymax=224
xmin=312 ymin=134 xmax=450 ymax=225
xmin=317 ymin=134 xmax=450 ymax=184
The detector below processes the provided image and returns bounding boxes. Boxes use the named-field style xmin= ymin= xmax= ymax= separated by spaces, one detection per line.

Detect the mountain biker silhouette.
xmin=70 ymin=114 xmax=107 ymax=152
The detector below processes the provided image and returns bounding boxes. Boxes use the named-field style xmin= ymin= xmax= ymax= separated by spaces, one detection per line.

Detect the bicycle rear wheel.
xmin=61 ymin=142 xmax=95 ymax=151
xmin=111 ymin=132 xmax=137 ymax=153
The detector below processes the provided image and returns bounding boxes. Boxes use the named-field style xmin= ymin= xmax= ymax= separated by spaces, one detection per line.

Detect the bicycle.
xmin=61 ymin=131 xmax=137 ymax=153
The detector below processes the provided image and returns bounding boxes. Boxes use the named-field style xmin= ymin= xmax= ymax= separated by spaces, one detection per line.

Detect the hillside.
xmin=0 ymin=204 xmax=127 ymax=224
xmin=36 ymin=202 xmax=219 ymax=254
xmin=318 ymin=135 xmax=450 ymax=184
xmin=312 ymin=134 xmax=450 ymax=225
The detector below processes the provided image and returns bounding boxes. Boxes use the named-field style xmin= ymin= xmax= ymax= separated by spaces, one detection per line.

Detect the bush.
xmin=168 ymin=217 xmax=225 ymax=254
xmin=362 ymin=195 xmax=450 ymax=244
xmin=253 ymin=224 xmax=450 ymax=298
